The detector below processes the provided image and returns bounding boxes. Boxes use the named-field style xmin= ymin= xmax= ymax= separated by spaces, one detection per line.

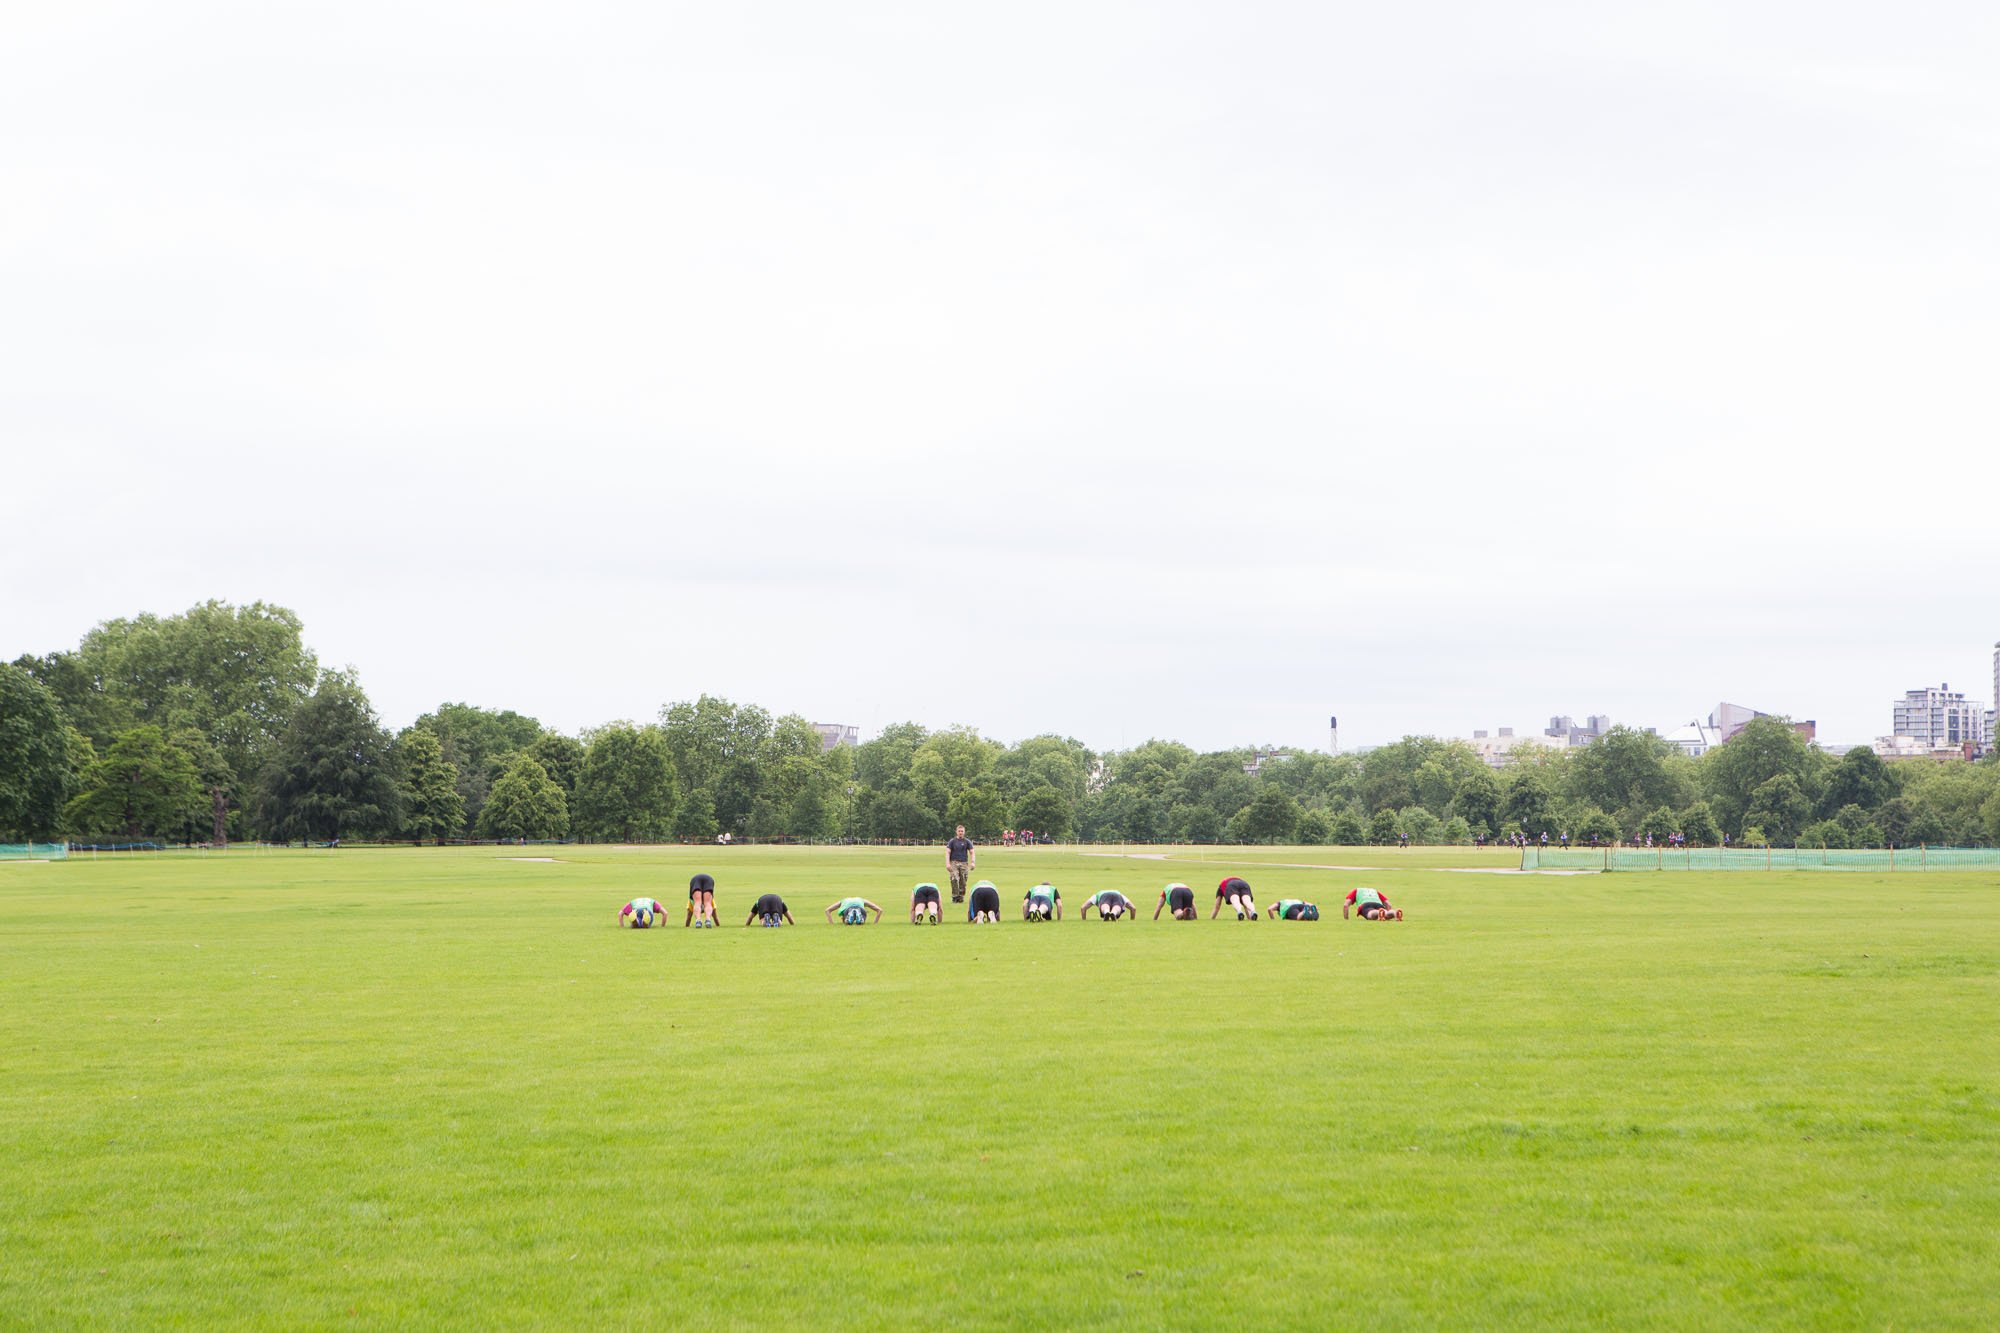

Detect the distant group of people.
xmin=620 ymin=870 xmax=1404 ymax=928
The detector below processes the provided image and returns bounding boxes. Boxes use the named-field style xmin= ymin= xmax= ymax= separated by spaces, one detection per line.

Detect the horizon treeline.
xmin=5 ymin=600 xmax=1999 ymax=848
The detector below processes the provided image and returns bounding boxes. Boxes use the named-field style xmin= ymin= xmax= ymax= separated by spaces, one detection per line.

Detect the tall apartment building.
xmin=1545 ymin=714 xmax=1611 ymax=745
xmin=1890 ymin=685 xmax=1984 ymax=748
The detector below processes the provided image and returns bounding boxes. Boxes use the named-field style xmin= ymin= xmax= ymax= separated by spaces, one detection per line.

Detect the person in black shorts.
xmin=1212 ymin=876 xmax=1257 ymax=920
xmin=910 ymin=882 xmax=943 ymax=924
xmin=687 ymin=872 xmax=717 ymax=928
xmin=944 ymin=825 xmax=976 ymax=903
xmin=967 ymin=880 xmax=1002 ymax=923
xmin=745 ymin=893 xmax=792 ymax=927
xmin=1155 ymin=882 xmax=1197 ymax=920
xmin=1080 ymin=889 xmax=1135 ymax=921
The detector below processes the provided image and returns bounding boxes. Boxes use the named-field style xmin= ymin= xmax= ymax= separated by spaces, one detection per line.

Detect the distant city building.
xmin=811 ymin=723 xmax=859 ymax=752
xmin=1545 ymin=714 xmax=1612 ymax=746
xmin=1659 ymin=702 xmax=1814 ymax=758
xmin=1890 ymin=685 xmax=1985 ymax=749
xmin=1243 ymin=746 xmax=1293 ymax=776
xmin=1468 ymin=727 xmax=1563 ymax=768
xmin=1991 ymin=641 xmax=1999 ymax=753
xmin=1872 ymin=734 xmax=1976 ymax=762
xmin=1657 ymin=718 xmax=1723 ymax=758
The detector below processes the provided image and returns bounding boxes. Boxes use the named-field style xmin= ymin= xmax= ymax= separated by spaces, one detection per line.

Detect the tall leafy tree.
xmin=1010 ymin=784 xmax=1072 ymax=839
xmin=909 ymin=727 xmax=1002 ymax=820
xmin=397 ymin=728 xmax=465 ymax=843
xmin=1451 ymin=766 xmax=1503 ymax=834
xmin=1327 ymin=807 xmax=1368 ymax=846
xmin=0 ymin=663 xmax=91 ymax=840
xmin=991 ymin=735 xmax=1093 ymax=806
xmin=1171 ymin=802 xmax=1223 ymax=843
xmin=258 ymin=675 xmax=402 ymax=841
xmin=1568 ymin=727 xmax=1693 ymax=833
xmin=1745 ymin=773 xmax=1812 ymax=844
xmin=409 ymin=703 xmax=546 ymax=833
xmin=672 ymin=788 xmax=720 ymax=840
xmin=1679 ymin=801 xmax=1723 ymax=846
xmin=862 ymin=788 xmax=936 ymax=839
xmin=1698 ymin=717 xmax=1826 ymax=836
xmin=658 ymin=695 xmax=773 ymax=799
xmin=32 ymin=601 xmax=318 ymax=828
xmin=477 ymin=755 xmax=569 ymax=840
xmin=1574 ymin=808 xmax=1620 ymax=844
xmin=1817 ymin=745 xmax=1899 ymax=818
xmin=1235 ymin=787 xmax=1301 ymax=843
xmin=1397 ymin=805 xmax=1444 ymax=845
xmin=945 ymin=783 xmax=1008 ymax=841
xmin=851 ymin=721 xmax=930 ymax=796
xmin=1356 ymin=737 xmax=1477 ymax=814
xmin=1637 ymin=806 xmax=1681 ymax=843
xmin=528 ymin=733 xmax=585 ymax=807
xmin=573 ymin=724 xmax=676 ymax=841
xmin=170 ymin=727 xmax=236 ymax=845
xmin=63 ymin=726 xmax=205 ymax=841
xmin=1502 ymin=769 xmax=1557 ymax=836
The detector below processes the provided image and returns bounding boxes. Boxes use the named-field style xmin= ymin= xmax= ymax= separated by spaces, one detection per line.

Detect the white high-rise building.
xmin=1890 ymin=685 xmax=1983 ymax=748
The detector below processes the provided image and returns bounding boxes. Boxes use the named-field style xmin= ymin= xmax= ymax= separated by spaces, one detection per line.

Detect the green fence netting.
xmin=0 ymin=843 xmax=69 ymax=861
xmin=1522 ymin=845 xmax=2000 ymax=872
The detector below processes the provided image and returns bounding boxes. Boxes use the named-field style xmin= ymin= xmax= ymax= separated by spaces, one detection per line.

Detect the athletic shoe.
xmin=1236 ymin=910 xmax=1245 ymax=920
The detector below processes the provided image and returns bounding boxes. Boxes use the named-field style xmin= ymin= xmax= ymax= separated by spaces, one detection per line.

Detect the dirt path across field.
xmin=1080 ymin=853 xmax=1598 ymax=875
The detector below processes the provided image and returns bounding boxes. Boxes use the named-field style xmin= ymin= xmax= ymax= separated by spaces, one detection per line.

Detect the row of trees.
xmin=1076 ymin=724 xmax=2000 ymax=850
xmin=6 ymin=601 xmax=2000 ymax=847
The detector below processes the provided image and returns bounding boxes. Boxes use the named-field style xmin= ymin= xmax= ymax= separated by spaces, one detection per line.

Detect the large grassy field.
xmin=3 ymin=845 xmax=1996 ymax=1328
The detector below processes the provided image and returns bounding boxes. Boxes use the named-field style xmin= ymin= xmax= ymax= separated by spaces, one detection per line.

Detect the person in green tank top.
xmin=1022 ymin=881 xmax=1062 ymax=922
xmin=1343 ymin=886 xmax=1402 ymax=921
xmin=1080 ymin=888 xmax=1135 ymax=921
xmin=1269 ymin=898 xmax=1320 ymax=921
xmin=824 ymin=895 xmax=883 ymax=925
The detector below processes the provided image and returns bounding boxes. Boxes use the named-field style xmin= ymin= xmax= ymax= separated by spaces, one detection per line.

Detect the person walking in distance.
xmin=945 ymin=824 xmax=976 ymax=904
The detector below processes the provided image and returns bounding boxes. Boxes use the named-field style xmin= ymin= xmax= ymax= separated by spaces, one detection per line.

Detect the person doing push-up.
xmin=1343 ymin=886 xmax=1402 ymax=921
xmin=1081 ymin=888 xmax=1136 ymax=921
xmin=1213 ymin=876 xmax=1258 ymax=920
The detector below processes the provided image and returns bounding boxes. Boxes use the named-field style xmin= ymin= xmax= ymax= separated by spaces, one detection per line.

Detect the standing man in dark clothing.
xmin=945 ymin=825 xmax=976 ymax=904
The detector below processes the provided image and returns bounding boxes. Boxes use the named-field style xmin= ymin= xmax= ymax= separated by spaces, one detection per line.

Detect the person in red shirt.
xmin=1212 ymin=876 xmax=1257 ymax=920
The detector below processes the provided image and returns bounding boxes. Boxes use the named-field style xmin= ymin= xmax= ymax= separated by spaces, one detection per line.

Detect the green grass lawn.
xmin=3 ymin=846 xmax=1996 ymax=1328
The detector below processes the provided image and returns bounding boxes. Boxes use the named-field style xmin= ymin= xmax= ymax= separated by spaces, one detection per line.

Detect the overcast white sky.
xmin=4 ymin=2 xmax=1996 ymax=752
